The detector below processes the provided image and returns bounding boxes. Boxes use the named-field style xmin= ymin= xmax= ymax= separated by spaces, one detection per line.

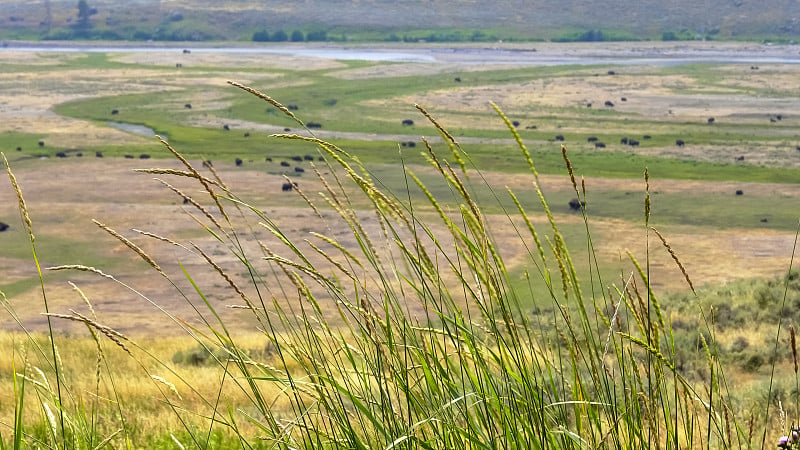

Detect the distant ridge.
xmin=0 ymin=0 xmax=797 ymax=42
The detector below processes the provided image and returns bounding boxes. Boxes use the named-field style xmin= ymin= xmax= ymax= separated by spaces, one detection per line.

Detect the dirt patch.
xmin=1 ymin=159 xmax=795 ymax=335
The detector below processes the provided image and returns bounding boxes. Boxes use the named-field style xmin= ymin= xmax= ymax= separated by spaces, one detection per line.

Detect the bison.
xmin=303 ymin=155 xmax=314 ymax=161
xmin=568 ymin=198 xmax=586 ymax=211
xmin=223 ymin=124 xmax=230 ymax=131
xmin=55 ymin=151 xmax=67 ymax=158
xmin=620 ymin=97 xmax=627 ymax=102
xmin=735 ymin=190 xmax=744 ymax=195
xmin=708 ymin=117 xmax=715 ymax=124
xmin=139 ymin=154 xmax=150 ymax=159
xmin=96 ymin=151 xmax=103 ymax=157
xmin=735 ymin=155 xmax=745 ymax=161
xmin=454 ymin=77 xmax=461 ymax=82
xmin=124 ymin=154 xmax=134 ymax=159
xmin=604 ymin=100 xmax=614 ymax=107
xmin=202 ymin=160 xmax=212 ymax=168
xmin=16 ymin=146 xmax=21 ymax=151
xmin=628 ymin=139 xmax=640 ymax=146
xmin=307 ymin=122 xmax=322 ymax=129
xmin=0 ymin=221 xmax=8 ymax=232
xmin=587 ymin=136 xmax=598 ymax=142
xmin=281 ymin=182 xmax=294 ymax=192
xmin=280 ymin=161 xmax=290 ymax=167
xmin=402 ymin=119 xmax=414 ymax=126
xmin=676 ymin=139 xmax=685 ymax=147
xmin=244 ymin=132 xmax=250 ymax=137
xmin=294 ymin=167 xmax=305 ymax=173
xmin=643 ymin=135 xmax=651 ymax=140
xmin=287 ymin=104 xmax=299 ymax=111
xmin=555 ymin=135 xmax=565 ymax=141
xmin=235 ymin=158 xmax=243 ymax=166
xmin=38 ymin=140 xmax=44 ymax=147
xmin=291 ymin=156 xmax=302 ymax=162
xmin=111 ymin=109 xmax=119 ymax=115
xmin=512 ymin=120 xmax=520 ymax=127
xmin=184 ymin=103 xmax=192 ymax=109
xmin=620 ymin=137 xmax=628 ymax=145
xmin=595 ymin=142 xmax=606 ymax=148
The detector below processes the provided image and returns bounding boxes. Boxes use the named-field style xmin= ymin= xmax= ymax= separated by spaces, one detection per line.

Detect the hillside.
xmin=0 ymin=0 xmax=798 ymax=42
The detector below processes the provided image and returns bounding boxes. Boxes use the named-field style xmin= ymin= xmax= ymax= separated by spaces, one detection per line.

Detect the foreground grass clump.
xmin=1 ymin=82 xmax=798 ymax=449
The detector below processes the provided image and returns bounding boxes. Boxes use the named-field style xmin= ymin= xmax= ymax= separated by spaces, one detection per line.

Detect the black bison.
xmin=512 ymin=120 xmax=520 ymax=127
xmin=176 ymin=63 xmax=182 ymax=68
xmin=642 ymin=135 xmax=651 ymax=140
xmin=307 ymin=122 xmax=322 ymax=129
xmin=586 ymin=103 xmax=592 ymax=108
xmin=676 ymin=139 xmax=685 ymax=147
xmin=38 ymin=140 xmax=44 ymax=147
xmin=776 ymin=114 xmax=783 ymax=121
xmin=16 ymin=146 xmax=21 ymax=151
xmin=761 ymin=218 xmax=768 ymax=223
xmin=620 ymin=97 xmax=627 ymax=102
xmin=284 ymin=128 xmax=291 ymax=132
xmin=454 ymin=77 xmax=461 ymax=82
xmin=587 ymin=136 xmax=598 ymax=142
xmin=526 ymin=125 xmax=537 ymax=129
xmin=735 ymin=155 xmax=745 ymax=161
xmin=182 ymin=49 xmax=191 ymax=54
xmin=735 ymin=190 xmax=744 ymax=195
xmin=303 ymin=155 xmax=314 ymax=161
xmin=318 ymin=156 xmax=324 ymax=161
xmin=407 ymin=141 xmax=416 ymax=148
xmin=707 ymin=117 xmax=715 ymax=124
xmin=184 ymin=103 xmax=192 ymax=109
xmin=235 ymin=158 xmax=243 ymax=166
xmin=287 ymin=104 xmax=299 ymax=111
xmin=294 ymin=167 xmax=305 ymax=173
xmin=281 ymin=182 xmax=294 ymax=191
xmin=401 ymin=142 xmax=407 ymax=147
xmin=402 ymin=119 xmax=414 ymax=126
xmin=76 ymin=152 xmax=83 ymax=157
xmin=96 ymin=151 xmax=103 ymax=157
xmin=555 ymin=135 xmax=565 ymax=141
xmin=55 ymin=151 xmax=67 ymax=158
xmin=0 ymin=221 xmax=8 ymax=232
xmin=223 ymin=124 xmax=230 ymax=131
xmin=620 ymin=137 xmax=628 ymax=145
xmin=244 ymin=132 xmax=250 ymax=137
xmin=111 ymin=109 xmax=119 ymax=115
xmin=568 ymin=198 xmax=586 ymax=211
xmin=280 ymin=161 xmax=290 ymax=167
xmin=628 ymin=139 xmax=640 ymax=146
xmin=183 ymin=198 xmax=189 ymax=205
xmin=595 ymin=142 xmax=606 ymax=148
xmin=291 ymin=156 xmax=302 ymax=162
xmin=266 ymin=157 xmax=273 ymax=162
xmin=607 ymin=70 xmax=616 ymax=75
xmin=139 ymin=154 xmax=151 ymax=159
xmin=124 ymin=154 xmax=134 ymax=159
xmin=604 ymin=101 xmax=614 ymax=107
xmin=202 ymin=160 xmax=212 ymax=168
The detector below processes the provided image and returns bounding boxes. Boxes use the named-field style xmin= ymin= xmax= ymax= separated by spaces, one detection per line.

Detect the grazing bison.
xmin=735 ymin=155 xmax=745 ymax=161
xmin=676 ymin=139 xmax=685 ymax=147
xmin=266 ymin=157 xmax=273 ymax=162
xmin=175 ymin=63 xmax=182 ymax=68
xmin=620 ymin=137 xmax=628 ymax=145
xmin=555 ymin=135 xmax=565 ymax=141
xmin=595 ymin=142 xmax=606 ymax=148
xmin=454 ymin=77 xmax=461 ymax=82
xmin=643 ymin=135 xmax=651 ymax=140
xmin=124 ymin=154 xmax=134 ymax=159
xmin=307 ymin=122 xmax=322 ymax=129
xmin=16 ymin=146 xmax=21 ymax=151
xmin=182 ymin=49 xmax=191 ymax=54
xmin=184 ymin=103 xmax=192 ymax=109
xmin=628 ymin=139 xmax=639 ymax=146
xmin=38 ymin=140 xmax=44 ymax=147
xmin=95 ymin=151 xmax=103 ymax=157
xmin=607 ymin=70 xmax=616 ymax=75
xmin=568 ymin=198 xmax=586 ymax=211
xmin=407 ymin=141 xmax=416 ymax=148
xmin=55 ymin=151 xmax=67 ymax=158
xmin=183 ymin=198 xmax=189 ymax=205
xmin=281 ymin=182 xmax=294 ymax=191
xmin=111 ymin=109 xmax=119 ymax=115
xmin=318 ymin=156 xmax=324 ymax=161
xmin=526 ymin=125 xmax=537 ymax=129
xmin=280 ymin=161 xmax=290 ymax=167
xmin=140 ymin=154 xmax=150 ymax=159
xmin=604 ymin=100 xmax=614 ymax=107
xmin=401 ymin=142 xmax=407 ymax=147
xmin=202 ymin=159 xmax=212 ymax=168
xmin=587 ymin=136 xmax=598 ymax=142
xmin=512 ymin=120 xmax=520 ymax=127
xmin=287 ymin=104 xmax=299 ymax=111
xmin=284 ymin=127 xmax=291 ymax=132
xmin=735 ymin=190 xmax=744 ymax=195
xmin=402 ymin=119 xmax=415 ymax=126
xmin=235 ymin=158 xmax=243 ymax=166
xmin=291 ymin=156 xmax=302 ymax=162
xmin=294 ymin=167 xmax=305 ymax=173
xmin=707 ymin=117 xmax=715 ymax=124
xmin=620 ymin=97 xmax=627 ymax=102
xmin=244 ymin=132 xmax=250 ymax=137
xmin=303 ymin=155 xmax=314 ymax=161
xmin=223 ymin=124 xmax=230 ymax=131
xmin=776 ymin=114 xmax=782 ymax=120
xmin=0 ymin=221 xmax=8 ymax=232
xmin=76 ymin=152 xmax=83 ymax=157
xmin=761 ymin=218 xmax=768 ymax=223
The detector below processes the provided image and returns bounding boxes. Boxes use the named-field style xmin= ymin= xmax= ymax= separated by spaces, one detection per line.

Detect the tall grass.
xmin=2 ymin=82 xmax=798 ymax=449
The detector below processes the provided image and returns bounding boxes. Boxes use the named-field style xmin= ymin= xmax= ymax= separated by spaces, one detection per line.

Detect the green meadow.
xmin=1 ymin=45 xmax=799 ymax=448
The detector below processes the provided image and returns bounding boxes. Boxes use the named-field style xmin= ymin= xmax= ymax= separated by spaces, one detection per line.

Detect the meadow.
xmin=0 ymin=42 xmax=799 ymax=448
